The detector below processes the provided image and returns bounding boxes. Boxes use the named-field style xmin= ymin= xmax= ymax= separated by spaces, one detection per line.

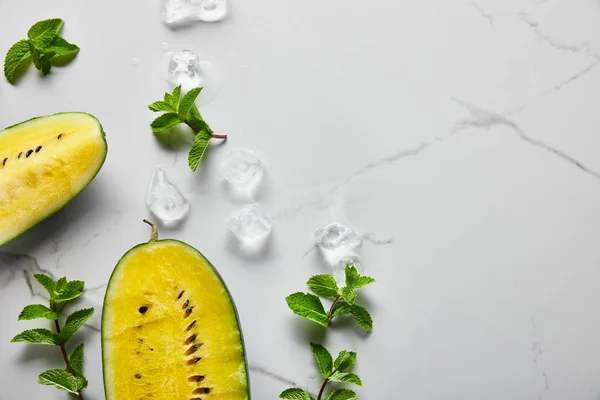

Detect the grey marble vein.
xmin=455 ymin=99 xmax=600 ymax=181
xmin=249 ymin=364 xmax=301 ymax=388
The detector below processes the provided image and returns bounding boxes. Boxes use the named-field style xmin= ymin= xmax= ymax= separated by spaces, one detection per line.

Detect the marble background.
xmin=2 ymin=0 xmax=600 ymax=399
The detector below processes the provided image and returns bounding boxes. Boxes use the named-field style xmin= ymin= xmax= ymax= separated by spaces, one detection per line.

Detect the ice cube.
xmin=222 ymin=148 xmax=264 ymax=201
xmin=146 ymin=166 xmax=190 ymax=226
xmin=314 ymin=222 xmax=361 ymax=251
xmin=163 ymin=0 xmax=228 ymax=26
xmin=165 ymin=50 xmax=221 ymax=103
xmin=228 ymin=204 xmax=272 ymax=253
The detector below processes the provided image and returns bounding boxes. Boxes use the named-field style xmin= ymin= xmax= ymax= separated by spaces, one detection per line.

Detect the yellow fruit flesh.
xmin=0 ymin=113 xmax=106 ymax=245
xmin=103 ymin=240 xmax=248 ymax=400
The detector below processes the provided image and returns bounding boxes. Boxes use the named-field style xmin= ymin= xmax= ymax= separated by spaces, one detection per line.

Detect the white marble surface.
xmin=2 ymin=0 xmax=600 ymax=399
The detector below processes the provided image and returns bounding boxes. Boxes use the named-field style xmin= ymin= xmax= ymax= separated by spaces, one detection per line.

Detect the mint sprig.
xmin=4 ymin=18 xmax=79 ymax=83
xmin=286 ymin=265 xmax=375 ymax=330
xmin=280 ymin=344 xmax=361 ymax=400
xmin=148 ymin=85 xmax=228 ymax=172
xmin=11 ymin=274 xmax=93 ymax=399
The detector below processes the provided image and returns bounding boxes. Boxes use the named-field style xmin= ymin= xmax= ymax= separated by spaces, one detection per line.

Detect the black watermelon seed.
xmin=2 ymin=158 xmax=7 ymax=166
xmin=186 ymin=306 xmax=194 ymax=314
xmin=182 ymin=300 xmax=189 ymax=309
xmin=139 ymin=306 xmax=148 ymax=314
xmin=57 ymin=134 xmax=63 ymax=139
xmin=135 ymin=374 xmax=141 ymax=379
xmin=18 ymin=152 xmax=22 ymax=158
xmin=35 ymin=146 xmax=42 ymax=153
xmin=138 ymin=338 xmax=144 ymax=343
xmin=177 ymin=290 xmax=184 ymax=299
xmin=150 ymin=348 xmax=154 ymax=351
xmin=26 ymin=150 xmax=33 ymax=157
xmin=186 ymin=320 xmax=196 ymax=331
xmin=193 ymin=388 xmax=210 ymax=394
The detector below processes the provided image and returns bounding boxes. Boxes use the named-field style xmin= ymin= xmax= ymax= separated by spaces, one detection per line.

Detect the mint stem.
xmin=327 ymin=296 xmax=342 ymax=324
xmin=52 ymin=307 xmax=84 ymax=400
xmin=317 ymin=369 xmax=337 ymax=400
xmin=184 ymin=120 xmax=227 ymax=140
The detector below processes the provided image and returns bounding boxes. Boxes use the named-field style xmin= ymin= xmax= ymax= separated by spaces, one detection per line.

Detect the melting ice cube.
xmin=222 ymin=148 xmax=264 ymax=201
xmin=228 ymin=204 xmax=272 ymax=253
xmin=165 ymin=50 xmax=221 ymax=103
xmin=146 ymin=166 xmax=190 ymax=226
xmin=314 ymin=222 xmax=362 ymax=266
xmin=314 ymin=222 xmax=361 ymax=251
xmin=163 ymin=0 xmax=228 ymax=26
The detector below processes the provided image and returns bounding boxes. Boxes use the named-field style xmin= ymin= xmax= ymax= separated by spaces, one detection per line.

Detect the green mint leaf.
xmin=331 ymin=301 xmax=352 ymax=318
xmin=38 ymin=369 xmax=83 ymax=394
xmin=188 ymin=132 xmax=211 ymax=172
xmin=33 ymin=274 xmax=55 ymax=297
xmin=4 ymin=40 xmax=31 ymax=83
xmin=345 ymin=265 xmax=375 ymax=289
xmin=351 ymin=304 xmax=372 ymax=330
xmin=178 ymin=87 xmax=202 ymax=119
xmin=329 ymin=371 xmax=362 ymax=386
xmin=171 ymin=85 xmax=182 ymax=109
xmin=279 ymin=388 xmax=314 ymax=400
xmin=18 ymin=304 xmax=57 ymax=321
xmin=57 ymin=308 xmax=94 ymax=344
xmin=11 ymin=328 xmax=57 ymax=345
xmin=148 ymin=101 xmax=176 ymax=113
xmin=70 ymin=344 xmax=85 ymax=376
xmin=285 ymin=292 xmax=329 ymax=327
xmin=164 ymin=92 xmax=175 ymax=109
xmin=27 ymin=18 xmax=63 ymax=46
xmin=54 ymin=280 xmax=84 ymax=304
xmin=307 ymin=274 xmax=339 ymax=298
xmin=339 ymin=286 xmax=356 ymax=305
xmin=54 ymin=277 xmax=67 ymax=294
xmin=326 ymin=389 xmax=358 ymax=400
xmin=334 ymin=350 xmax=357 ymax=371
xmin=150 ymin=113 xmax=183 ymax=133
xmin=310 ymin=343 xmax=333 ymax=378
xmin=47 ymin=36 xmax=79 ymax=62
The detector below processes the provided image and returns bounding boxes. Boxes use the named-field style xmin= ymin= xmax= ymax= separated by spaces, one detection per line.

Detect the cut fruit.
xmin=0 ymin=112 xmax=107 ymax=245
xmin=102 ymin=221 xmax=250 ymax=400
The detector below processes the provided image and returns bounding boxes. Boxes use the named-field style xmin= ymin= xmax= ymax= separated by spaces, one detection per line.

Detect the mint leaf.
xmin=310 ymin=343 xmax=333 ymax=378
xmin=331 ymin=301 xmax=352 ymax=318
xmin=178 ymin=87 xmax=202 ymax=118
xmin=329 ymin=371 xmax=362 ymax=386
xmin=54 ymin=280 xmax=84 ymax=304
xmin=171 ymin=85 xmax=182 ymax=109
xmin=70 ymin=344 xmax=85 ymax=376
xmin=57 ymin=308 xmax=94 ymax=344
xmin=38 ymin=369 xmax=83 ymax=394
xmin=28 ymin=19 xmax=63 ymax=45
xmin=188 ymin=132 xmax=211 ymax=172
xmin=11 ymin=328 xmax=57 ymax=345
xmin=18 ymin=304 xmax=57 ymax=321
xmin=339 ymin=286 xmax=356 ymax=305
xmin=334 ymin=350 xmax=357 ymax=371
xmin=327 ymin=389 xmax=358 ymax=400
xmin=4 ymin=40 xmax=31 ymax=83
xmin=307 ymin=274 xmax=339 ymax=298
xmin=345 ymin=266 xmax=375 ymax=289
xmin=280 ymin=388 xmax=314 ymax=400
xmin=286 ymin=292 xmax=329 ymax=327
xmin=350 ymin=304 xmax=372 ymax=330
xmin=148 ymin=101 xmax=176 ymax=113
xmin=151 ymin=113 xmax=183 ymax=133
xmin=54 ymin=277 xmax=67 ymax=294
xmin=47 ymin=36 xmax=79 ymax=62
xmin=33 ymin=274 xmax=55 ymax=297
